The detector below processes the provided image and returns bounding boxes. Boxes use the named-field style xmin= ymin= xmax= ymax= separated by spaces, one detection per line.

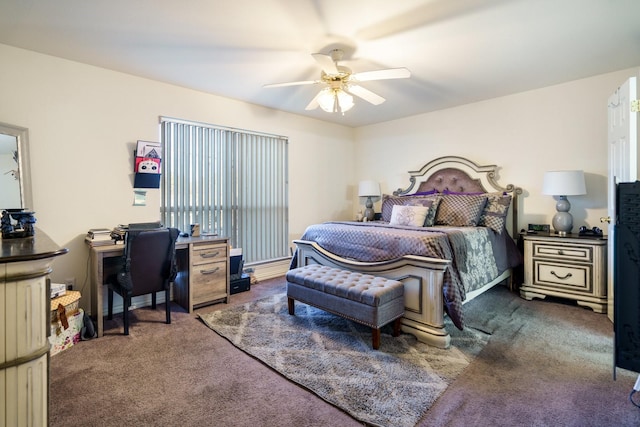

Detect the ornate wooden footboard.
xmin=293 ymin=239 xmax=453 ymax=348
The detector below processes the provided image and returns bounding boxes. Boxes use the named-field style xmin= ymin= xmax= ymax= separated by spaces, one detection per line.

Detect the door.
xmin=606 ymin=76 xmax=638 ymax=322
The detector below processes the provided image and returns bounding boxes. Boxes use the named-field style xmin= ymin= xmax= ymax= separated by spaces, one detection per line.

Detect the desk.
xmin=88 ymin=235 xmax=229 ymax=337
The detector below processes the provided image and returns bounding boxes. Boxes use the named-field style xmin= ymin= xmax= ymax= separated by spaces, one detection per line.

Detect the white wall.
xmin=2 ymin=42 xmax=637 ymax=314
xmin=355 ymin=67 xmax=639 ymax=233
xmin=0 ymin=44 xmax=355 ymax=311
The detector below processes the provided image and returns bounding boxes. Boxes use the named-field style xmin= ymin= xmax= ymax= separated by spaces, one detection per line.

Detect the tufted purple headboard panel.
xmin=392 ymin=156 xmax=522 ymax=234
xmin=414 ymin=167 xmax=486 ymax=194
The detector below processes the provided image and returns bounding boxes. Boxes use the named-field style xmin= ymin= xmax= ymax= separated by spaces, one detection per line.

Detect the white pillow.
xmin=389 ymin=205 xmax=429 ymax=227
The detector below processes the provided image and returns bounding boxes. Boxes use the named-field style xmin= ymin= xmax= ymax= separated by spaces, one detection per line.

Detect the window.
xmin=160 ymin=117 xmax=289 ymax=264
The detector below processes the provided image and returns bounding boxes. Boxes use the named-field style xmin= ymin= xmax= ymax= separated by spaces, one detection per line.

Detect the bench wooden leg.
xmin=392 ymin=317 xmax=402 ymax=337
xmin=372 ymin=328 xmax=381 ymax=350
xmin=287 ymin=297 xmax=295 ymax=315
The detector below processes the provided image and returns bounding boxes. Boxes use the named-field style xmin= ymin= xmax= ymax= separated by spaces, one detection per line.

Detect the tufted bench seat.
xmin=286 ymin=264 xmax=405 ymax=350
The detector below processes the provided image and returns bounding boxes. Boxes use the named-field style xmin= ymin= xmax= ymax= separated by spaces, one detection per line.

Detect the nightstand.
xmin=519 ymin=232 xmax=607 ymax=313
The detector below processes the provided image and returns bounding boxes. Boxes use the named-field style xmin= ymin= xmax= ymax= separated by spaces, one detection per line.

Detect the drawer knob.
xmin=200 ymin=251 xmax=220 ymax=258
xmin=200 ymin=267 xmax=220 ymax=275
xmin=551 ymin=270 xmax=572 ymax=280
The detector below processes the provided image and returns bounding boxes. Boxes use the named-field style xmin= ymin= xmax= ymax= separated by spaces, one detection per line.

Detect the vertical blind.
xmin=160 ymin=117 xmax=289 ymax=264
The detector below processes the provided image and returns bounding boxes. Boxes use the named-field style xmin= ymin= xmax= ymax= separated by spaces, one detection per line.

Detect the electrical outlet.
xmin=63 ymin=277 xmax=75 ymax=290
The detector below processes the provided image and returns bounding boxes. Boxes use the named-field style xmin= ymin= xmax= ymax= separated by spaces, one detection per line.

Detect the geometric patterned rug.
xmin=199 ymin=293 xmax=490 ymax=427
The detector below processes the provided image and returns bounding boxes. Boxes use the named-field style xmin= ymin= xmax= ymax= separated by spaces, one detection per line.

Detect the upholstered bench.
xmin=286 ymin=264 xmax=405 ymax=350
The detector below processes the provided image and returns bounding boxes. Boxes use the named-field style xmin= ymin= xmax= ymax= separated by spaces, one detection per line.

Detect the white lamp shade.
xmin=358 ymin=180 xmax=380 ymax=198
xmin=317 ymin=88 xmax=354 ymax=113
xmin=542 ymin=170 xmax=586 ymax=196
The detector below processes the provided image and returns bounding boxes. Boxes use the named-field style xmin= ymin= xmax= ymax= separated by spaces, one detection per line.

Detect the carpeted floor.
xmin=48 ymin=278 xmax=640 ymax=426
xmin=199 ymin=293 xmax=489 ymax=427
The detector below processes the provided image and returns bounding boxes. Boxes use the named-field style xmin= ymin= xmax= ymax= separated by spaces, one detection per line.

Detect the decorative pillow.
xmin=479 ymin=193 xmax=512 ymax=233
xmin=389 ymin=205 xmax=429 ymax=227
xmin=434 ymin=194 xmax=488 ymax=226
xmin=381 ymin=193 xmax=441 ymax=224
xmin=406 ymin=197 xmax=440 ymax=226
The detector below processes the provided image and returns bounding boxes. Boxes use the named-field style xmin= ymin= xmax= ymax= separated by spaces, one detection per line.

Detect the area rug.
xmin=199 ymin=293 xmax=490 ymax=427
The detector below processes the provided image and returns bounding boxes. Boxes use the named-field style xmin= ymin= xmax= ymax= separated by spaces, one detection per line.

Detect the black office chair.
xmin=107 ymin=227 xmax=180 ymax=335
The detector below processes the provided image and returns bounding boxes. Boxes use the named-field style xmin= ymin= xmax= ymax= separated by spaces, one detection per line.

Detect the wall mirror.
xmin=0 ymin=122 xmax=32 ymax=210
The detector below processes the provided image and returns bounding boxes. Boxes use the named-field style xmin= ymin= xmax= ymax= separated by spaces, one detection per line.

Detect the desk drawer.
xmin=191 ymin=242 xmax=227 ymax=266
xmin=192 ymin=259 xmax=227 ymax=305
xmin=532 ymin=260 xmax=591 ymax=293
xmin=533 ymin=243 xmax=592 ymax=262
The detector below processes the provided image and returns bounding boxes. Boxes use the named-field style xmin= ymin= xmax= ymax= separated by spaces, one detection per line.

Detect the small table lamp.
xmin=542 ymin=170 xmax=586 ymax=236
xmin=358 ymin=180 xmax=381 ymax=221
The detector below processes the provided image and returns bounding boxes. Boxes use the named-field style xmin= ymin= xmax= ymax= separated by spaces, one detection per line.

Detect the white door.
xmin=606 ymin=76 xmax=638 ymax=322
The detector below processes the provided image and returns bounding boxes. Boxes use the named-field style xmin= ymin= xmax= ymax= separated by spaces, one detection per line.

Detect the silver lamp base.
xmin=363 ymin=196 xmax=375 ymax=221
xmin=552 ymin=196 xmax=573 ymax=236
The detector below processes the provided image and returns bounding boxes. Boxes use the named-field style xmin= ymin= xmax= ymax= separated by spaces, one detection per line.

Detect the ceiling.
xmin=1 ymin=0 xmax=639 ymax=128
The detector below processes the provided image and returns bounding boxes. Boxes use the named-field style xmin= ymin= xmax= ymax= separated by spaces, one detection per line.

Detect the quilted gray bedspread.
xmin=294 ymin=221 xmax=520 ymax=329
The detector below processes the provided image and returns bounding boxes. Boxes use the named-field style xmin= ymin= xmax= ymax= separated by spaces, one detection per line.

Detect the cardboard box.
xmin=49 ymin=308 xmax=83 ymax=356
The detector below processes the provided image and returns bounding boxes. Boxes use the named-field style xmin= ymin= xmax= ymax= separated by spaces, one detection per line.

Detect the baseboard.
xmin=248 ymin=258 xmax=290 ymax=282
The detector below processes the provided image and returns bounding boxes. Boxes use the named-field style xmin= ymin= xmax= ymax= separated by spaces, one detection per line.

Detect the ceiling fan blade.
xmin=311 ymin=53 xmax=339 ymax=75
xmin=305 ymin=91 xmax=322 ymax=110
xmin=350 ymin=68 xmax=411 ymax=82
xmin=263 ymin=80 xmax=319 ymax=88
xmin=347 ymin=85 xmax=386 ymax=106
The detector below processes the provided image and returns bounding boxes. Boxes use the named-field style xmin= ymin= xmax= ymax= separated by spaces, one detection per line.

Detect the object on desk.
xmin=190 ymin=223 xmax=200 ymax=237
xmin=50 ymin=282 xmax=66 ymax=299
xmin=49 ymin=308 xmax=84 ymax=356
xmin=87 ymin=228 xmax=112 ymax=239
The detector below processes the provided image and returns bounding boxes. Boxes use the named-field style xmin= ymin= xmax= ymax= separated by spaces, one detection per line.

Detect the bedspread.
xmin=294 ymin=221 xmax=516 ymax=329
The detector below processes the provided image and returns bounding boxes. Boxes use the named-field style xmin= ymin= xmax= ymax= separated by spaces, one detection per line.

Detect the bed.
xmin=291 ymin=156 xmax=523 ymax=349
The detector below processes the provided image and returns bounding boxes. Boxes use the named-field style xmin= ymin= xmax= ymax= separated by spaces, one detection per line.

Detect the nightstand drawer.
xmin=533 ymin=260 xmax=590 ymax=292
xmin=533 ymin=243 xmax=592 ymax=262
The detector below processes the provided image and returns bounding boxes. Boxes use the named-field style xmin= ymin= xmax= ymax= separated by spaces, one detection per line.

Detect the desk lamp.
xmin=358 ymin=180 xmax=380 ymax=221
xmin=542 ymin=170 xmax=586 ymax=236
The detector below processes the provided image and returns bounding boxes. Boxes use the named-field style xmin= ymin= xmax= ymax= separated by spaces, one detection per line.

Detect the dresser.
xmin=1 ymin=231 xmax=68 ymax=426
xmin=520 ymin=232 xmax=607 ymax=313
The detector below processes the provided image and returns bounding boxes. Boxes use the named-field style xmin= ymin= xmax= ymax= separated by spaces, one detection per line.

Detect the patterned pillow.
xmin=389 ymin=205 xmax=429 ymax=227
xmin=434 ymin=194 xmax=488 ymax=226
xmin=479 ymin=193 xmax=512 ymax=233
xmin=381 ymin=193 xmax=441 ymax=225
xmin=406 ymin=197 xmax=440 ymax=226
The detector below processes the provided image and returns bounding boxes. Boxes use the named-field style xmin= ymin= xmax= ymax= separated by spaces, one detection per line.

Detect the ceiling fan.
xmin=263 ymin=49 xmax=410 ymax=114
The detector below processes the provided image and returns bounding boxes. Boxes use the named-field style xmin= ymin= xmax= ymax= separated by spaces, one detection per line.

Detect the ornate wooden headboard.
xmin=393 ymin=156 xmax=522 ymax=234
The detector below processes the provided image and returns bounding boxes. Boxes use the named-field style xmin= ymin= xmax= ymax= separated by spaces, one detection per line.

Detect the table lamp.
xmin=542 ymin=170 xmax=586 ymax=236
xmin=358 ymin=180 xmax=381 ymax=221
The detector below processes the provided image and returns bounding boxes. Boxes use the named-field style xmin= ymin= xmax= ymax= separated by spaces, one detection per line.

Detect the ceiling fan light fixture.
xmin=317 ymin=87 xmax=354 ymax=114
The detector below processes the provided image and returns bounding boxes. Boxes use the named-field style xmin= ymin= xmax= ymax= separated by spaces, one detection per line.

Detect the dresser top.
xmin=1 ymin=229 xmax=68 ymax=264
